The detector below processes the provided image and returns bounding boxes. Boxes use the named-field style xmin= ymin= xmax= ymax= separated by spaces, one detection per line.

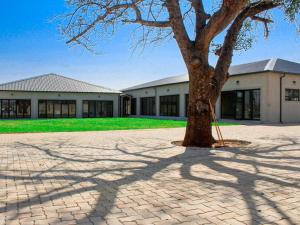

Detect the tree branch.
xmin=196 ymin=0 xmax=248 ymax=47
xmin=250 ymin=15 xmax=274 ymax=37
xmin=122 ymin=4 xmax=171 ymax=27
xmin=212 ymin=1 xmax=280 ymax=100
xmin=165 ymin=0 xmax=193 ymax=63
xmin=66 ymin=0 xmax=171 ymax=44
xmin=190 ymin=0 xmax=210 ymax=32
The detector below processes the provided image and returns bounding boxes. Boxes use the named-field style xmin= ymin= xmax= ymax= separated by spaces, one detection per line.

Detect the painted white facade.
xmin=124 ymin=72 xmax=300 ymax=123
xmin=0 ymin=91 xmax=120 ymax=118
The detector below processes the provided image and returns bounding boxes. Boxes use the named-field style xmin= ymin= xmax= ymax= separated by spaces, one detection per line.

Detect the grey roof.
xmin=0 ymin=74 xmax=121 ymax=93
xmin=123 ymin=58 xmax=300 ymax=91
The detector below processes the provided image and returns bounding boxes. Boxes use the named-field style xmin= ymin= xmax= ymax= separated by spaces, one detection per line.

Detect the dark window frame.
xmin=159 ymin=95 xmax=180 ymax=117
xmin=0 ymin=99 xmax=31 ymax=119
xmin=140 ymin=97 xmax=156 ymax=116
xmin=285 ymin=89 xmax=300 ymax=101
xmin=38 ymin=100 xmax=76 ymax=118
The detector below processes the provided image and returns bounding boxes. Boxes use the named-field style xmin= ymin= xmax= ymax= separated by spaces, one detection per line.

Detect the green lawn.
xmin=0 ymin=118 xmax=239 ymax=133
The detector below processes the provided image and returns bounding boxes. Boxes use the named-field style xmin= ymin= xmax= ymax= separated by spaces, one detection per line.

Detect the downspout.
xmin=279 ymin=73 xmax=286 ymax=123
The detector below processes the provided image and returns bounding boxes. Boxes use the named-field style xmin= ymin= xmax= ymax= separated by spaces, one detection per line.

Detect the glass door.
xmin=221 ymin=91 xmax=236 ymax=119
xmin=244 ymin=90 xmax=252 ymax=119
xmin=235 ymin=91 xmax=244 ymax=120
xmin=252 ymin=90 xmax=261 ymax=120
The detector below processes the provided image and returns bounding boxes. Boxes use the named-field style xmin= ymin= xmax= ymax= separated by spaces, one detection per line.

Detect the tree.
xmin=61 ymin=0 xmax=300 ymax=147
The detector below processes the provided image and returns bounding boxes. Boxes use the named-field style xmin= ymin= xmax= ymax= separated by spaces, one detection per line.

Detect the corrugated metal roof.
xmin=0 ymin=74 xmax=121 ymax=93
xmin=123 ymin=58 xmax=300 ymax=91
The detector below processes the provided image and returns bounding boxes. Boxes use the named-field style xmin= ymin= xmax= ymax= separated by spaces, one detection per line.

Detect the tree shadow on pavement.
xmin=0 ymin=136 xmax=299 ymax=225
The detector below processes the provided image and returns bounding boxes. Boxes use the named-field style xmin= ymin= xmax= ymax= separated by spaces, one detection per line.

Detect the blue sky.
xmin=0 ymin=1 xmax=299 ymax=90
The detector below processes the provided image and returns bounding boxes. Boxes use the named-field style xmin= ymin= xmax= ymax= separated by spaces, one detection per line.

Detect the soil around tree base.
xmin=172 ymin=139 xmax=251 ymax=148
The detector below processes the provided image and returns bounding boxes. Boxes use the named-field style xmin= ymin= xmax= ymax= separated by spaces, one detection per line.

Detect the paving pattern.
xmin=0 ymin=125 xmax=299 ymax=225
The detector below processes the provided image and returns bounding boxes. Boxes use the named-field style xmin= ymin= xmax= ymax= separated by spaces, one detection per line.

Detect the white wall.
xmin=281 ymin=74 xmax=300 ymax=122
xmin=0 ymin=91 xmax=120 ymax=118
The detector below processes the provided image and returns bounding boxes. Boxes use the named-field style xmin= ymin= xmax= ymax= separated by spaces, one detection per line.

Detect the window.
xmin=83 ymin=100 xmax=113 ymax=118
xmin=141 ymin=97 xmax=156 ymax=116
xmin=47 ymin=101 xmax=54 ymax=118
xmin=1 ymin=100 xmax=9 ymax=119
xmin=0 ymin=99 xmax=31 ymax=119
xmin=131 ymin=98 xmax=137 ymax=115
xmin=39 ymin=101 xmax=46 ymax=118
xmin=160 ymin=95 xmax=180 ymax=117
xmin=285 ymin=89 xmax=300 ymax=101
xmin=16 ymin=100 xmax=31 ymax=118
xmin=38 ymin=100 xmax=76 ymax=118
xmin=54 ymin=102 xmax=61 ymax=118
xmin=69 ymin=103 xmax=76 ymax=118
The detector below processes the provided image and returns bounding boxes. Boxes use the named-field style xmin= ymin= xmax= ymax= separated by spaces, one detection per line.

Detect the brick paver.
xmin=0 ymin=125 xmax=299 ymax=225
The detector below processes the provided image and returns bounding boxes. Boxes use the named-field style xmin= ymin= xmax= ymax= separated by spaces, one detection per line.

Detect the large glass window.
xmin=83 ymin=100 xmax=113 ymax=118
xmin=39 ymin=101 xmax=46 ymax=118
xmin=38 ymin=100 xmax=76 ymax=118
xmin=160 ymin=95 xmax=179 ymax=117
xmin=61 ymin=103 xmax=69 ymax=118
xmin=54 ymin=102 xmax=61 ymax=118
xmin=131 ymin=98 xmax=137 ymax=115
xmin=2 ymin=100 xmax=10 ymax=119
xmin=141 ymin=97 xmax=156 ymax=116
xmin=285 ymin=89 xmax=300 ymax=101
xmin=47 ymin=101 xmax=54 ymax=118
xmin=0 ymin=99 xmax=31 ymax=119
xmin=69 ymin=103 xmax=76 ymax=118
xmin=16 ymin=100 xmax=31 ymax=118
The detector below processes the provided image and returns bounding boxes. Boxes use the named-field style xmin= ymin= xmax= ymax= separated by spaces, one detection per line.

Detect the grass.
xmin=0 ymin=118 xmax=239 ymax=134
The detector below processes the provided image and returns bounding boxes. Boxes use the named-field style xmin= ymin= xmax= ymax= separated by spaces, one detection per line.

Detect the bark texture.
xmin=183 ymin=67 xmax=215 ymax=147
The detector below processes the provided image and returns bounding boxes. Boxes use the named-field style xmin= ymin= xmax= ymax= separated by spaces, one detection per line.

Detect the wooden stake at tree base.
xmin=209 ymin=100 xmax=225 ymax=147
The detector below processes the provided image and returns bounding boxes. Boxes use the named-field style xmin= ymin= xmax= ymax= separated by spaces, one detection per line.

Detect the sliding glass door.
xmin=221 ymin=89 xmax=260 ymax=120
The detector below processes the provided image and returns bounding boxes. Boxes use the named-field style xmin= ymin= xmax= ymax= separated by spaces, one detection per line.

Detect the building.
xmin=122 ymin=58 xmax=300 ymax=123
xmin=0 ymin=74 xmax=120 ymax=119
xmin=1 ymin=58 xmax=300 ymax=122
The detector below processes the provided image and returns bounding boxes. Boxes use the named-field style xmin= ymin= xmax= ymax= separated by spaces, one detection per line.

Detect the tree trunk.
xmin=182 ymin=66 xmax=215 ymax=147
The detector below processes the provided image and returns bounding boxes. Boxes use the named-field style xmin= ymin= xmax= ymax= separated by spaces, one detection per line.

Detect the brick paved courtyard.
xmin=0 ymin=125 xmax=299 ymax=225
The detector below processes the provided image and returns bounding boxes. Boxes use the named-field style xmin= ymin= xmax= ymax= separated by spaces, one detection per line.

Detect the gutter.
xmin=279 ymin=73 xmax=286 ymax=123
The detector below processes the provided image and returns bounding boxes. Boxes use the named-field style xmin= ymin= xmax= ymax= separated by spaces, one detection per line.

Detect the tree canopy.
xmin=62 ymin=0 xmax=299 ymax=53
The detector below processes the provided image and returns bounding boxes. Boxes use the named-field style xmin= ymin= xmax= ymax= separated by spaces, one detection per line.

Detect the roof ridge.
xmin=49 ymin=74 xmax=119 ymax=92
xmin=264 ymin=58 xmax=278 ymax=71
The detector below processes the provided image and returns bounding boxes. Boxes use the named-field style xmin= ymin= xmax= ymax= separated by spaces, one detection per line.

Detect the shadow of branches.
xmin=0 ymin=135 xmax=299 ymax=225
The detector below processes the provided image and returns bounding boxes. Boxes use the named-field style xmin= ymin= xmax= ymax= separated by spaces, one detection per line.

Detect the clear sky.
xmin=0 ymin=0 xmax=299 ymax=90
